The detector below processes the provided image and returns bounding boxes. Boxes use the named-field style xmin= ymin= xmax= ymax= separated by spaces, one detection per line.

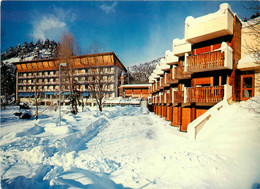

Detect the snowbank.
xmin=1 ymin=101 xmax=260 ymax=188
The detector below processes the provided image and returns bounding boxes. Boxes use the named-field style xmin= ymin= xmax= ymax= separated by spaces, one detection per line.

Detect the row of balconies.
xmin=18 ymin=71 xmax=115 ymax=79
xmin=150 ymin=66 xmax=192 ymax=94
xmin=18 ymin=79 xmax=116 ymax=86
xmin=18 ymin=88 xmax=115 ymax=93
xmin=18 ymin=83 xmax=115 ymax=91
xmin=149 ymin=41 xmax=233 ymax=85
xmin=151 ymin=85 xmax=232 ymax=105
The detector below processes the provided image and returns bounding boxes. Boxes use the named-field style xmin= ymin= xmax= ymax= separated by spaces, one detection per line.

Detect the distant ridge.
xmin=1 ymin=39 xmax=58 ymax=64
xmin=127 ymin=57 xmax=162 ymax=84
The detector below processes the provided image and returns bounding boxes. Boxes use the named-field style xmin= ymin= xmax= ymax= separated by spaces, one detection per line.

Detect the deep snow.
xmin=1 ymin=97 xmax=260 ymax=189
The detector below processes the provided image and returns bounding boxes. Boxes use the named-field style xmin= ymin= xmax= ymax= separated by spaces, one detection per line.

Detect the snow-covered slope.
xmin=128 ymin=58 xmax=160 ymax=84
xmin=1 ymin=40 xmax=58 ymax=64
xmin=1 ymin=97 xmax=260 ymax=188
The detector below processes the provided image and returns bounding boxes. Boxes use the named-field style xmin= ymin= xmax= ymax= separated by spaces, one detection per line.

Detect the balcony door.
xmin=241 ymin=74 xmax=254 ymax=100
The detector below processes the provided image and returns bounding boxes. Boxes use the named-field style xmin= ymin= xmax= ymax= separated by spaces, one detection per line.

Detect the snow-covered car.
xmin=14 ymin=109 xmax=32 ymax=119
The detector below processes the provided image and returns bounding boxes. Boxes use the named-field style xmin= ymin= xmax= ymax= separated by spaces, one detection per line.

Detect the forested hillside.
xmin=127 ymin=57 xmax=161 ymax=84
xmin=1 ymin=39 xmax=58 ymax=63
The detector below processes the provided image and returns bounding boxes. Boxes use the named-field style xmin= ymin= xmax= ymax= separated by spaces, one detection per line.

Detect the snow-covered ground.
xmin=1 ymin=97 xmax=260 ymax=189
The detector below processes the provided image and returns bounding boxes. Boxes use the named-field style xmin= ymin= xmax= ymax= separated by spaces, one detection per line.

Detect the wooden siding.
xmin=158 ymin=105 xmax=162 ymax=117
xmin=181 ymin=108 xmax=192 ymax=131
xmin=162 ymin=105 xmax=167 ymax=118
xmin=166 ymin=106 xmax=173 ymax=121
xmin=230 ymin=16 xmax=242 ymax=101
xmin=172 ymin=106 xmax=180 ymax=127
xmin=196 ymin=109 xmax=208 ymax=119
xmin=191 ymin=77 xmax=212 ymax=87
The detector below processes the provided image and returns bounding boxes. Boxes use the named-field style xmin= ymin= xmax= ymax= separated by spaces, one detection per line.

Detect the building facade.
xmin=14 ymin=52 xmax=128 ymax=105
xmin=148 ymin=3 xmax=260 ymax=131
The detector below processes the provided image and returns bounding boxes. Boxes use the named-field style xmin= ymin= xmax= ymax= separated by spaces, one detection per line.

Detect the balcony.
xmin=160 ymin=58 xmax=170 ymax=71
xmin=166 ymin=92 xmax=172 ymax=104
xmin=174 ymin=91 xmax=184 ymax=103
xmin=185 ymin=3 xmax=234 ymax=44
xmin=186 ymin=86 xmax=224 ymax=103
xmin=173 ymin=38 xmax=192 ymax=57
xmin=160 ymin=94 xmax=164 ymax=104
xmin=154 ymin=65 xmax=164 ymax=77
xmin=156 ymin=96 xmax=160 ymax=104
xmin=166 ymin=72 xmax=178 ymax=84
xmin=149 ymin=74 xmax=156 ymax=84
xmin=165 ymin=50 xmax=179 ymax=65
xmin=174 ymin=67 xmax=191 ymax=80
xmin=186 ymin=45 xmax=233 ymax=73
xmin=161 ymin=75 xmax=170 ymax=88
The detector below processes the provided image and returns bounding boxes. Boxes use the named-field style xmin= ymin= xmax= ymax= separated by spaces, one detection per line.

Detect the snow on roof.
xmin=185 ymin=3 xmax=234 ymax=26
xmin=173 ymin=38 xmax=189 ymax=46
xmin=242 ymin=16 xmax=260 ymax=28
xmin=3 ymin=57 xmax=21 ymax=64
xmin=238 ymin=53 xmax=260 ymax=70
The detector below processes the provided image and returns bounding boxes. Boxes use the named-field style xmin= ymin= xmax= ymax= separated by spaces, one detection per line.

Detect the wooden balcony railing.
xmin=187 ymin=50 xmax=225 ymax=72
xmin=166 ymin=93 xmax=172 ymax=104
xmin=166 ymin=73 xmax=178 ymax=84
xmin=160 ymin=95 xmax=164 ymax=104
xmin=174 ymin=67 xmax=191 ymax=80
xmin=157 ymin=82 xmax=160 ymax=90
xmin=174 ymin=91 xmax=184 ymax=103
xmin=187 ymin=86 xmax=224 ymax=103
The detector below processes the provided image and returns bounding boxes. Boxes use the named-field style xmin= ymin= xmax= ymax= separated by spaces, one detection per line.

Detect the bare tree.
xmin=86 ymin=41 xmax=105 ymax=112
xmin=241 ymin=2 xmax=260 ymax=64
xmin=57 ymin=32 xmax=80 ymax=114
xmin=33 ymin=80 xmax=39 ymax=120
xmin=90 ymin=67 xmax=104 ymax=112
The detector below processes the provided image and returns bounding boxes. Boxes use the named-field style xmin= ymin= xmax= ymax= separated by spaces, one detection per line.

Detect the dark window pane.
xmin=243 ymin=90 xmax=252 ymax=98
xmin=243 ymin=77 xmax=252 ymax=88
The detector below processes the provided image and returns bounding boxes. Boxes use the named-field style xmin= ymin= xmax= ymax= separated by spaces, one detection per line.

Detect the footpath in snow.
xmin=1 ymin=97 xmax=260 ymax=189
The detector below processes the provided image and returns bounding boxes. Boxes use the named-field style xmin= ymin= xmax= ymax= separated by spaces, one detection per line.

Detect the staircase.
xmin=187 ymin=100 xmax=231 ymax=139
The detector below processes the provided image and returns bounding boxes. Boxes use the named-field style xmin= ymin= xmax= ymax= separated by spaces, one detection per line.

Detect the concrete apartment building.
xmin=148 ymin=3 xmax=260 ymax=131
xmin=13 ymin=52 xmax=128 ymax=105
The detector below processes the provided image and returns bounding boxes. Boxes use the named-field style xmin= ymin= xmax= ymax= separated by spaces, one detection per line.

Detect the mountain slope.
xmin=127 ymin=57 xmax=161 ymax=84
xmin=1 ymin=40 xmax=58 ymax=64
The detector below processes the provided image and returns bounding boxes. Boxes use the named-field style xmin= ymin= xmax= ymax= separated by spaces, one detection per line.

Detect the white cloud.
xmin=99 ymin=2 xmax=118 ymax=14
xmin=31 ymin=8 xmax=76 ymax=41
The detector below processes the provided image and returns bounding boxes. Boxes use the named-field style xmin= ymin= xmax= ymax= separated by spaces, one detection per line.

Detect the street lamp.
xmin=59 ymin=62 xmax=67 ymax=126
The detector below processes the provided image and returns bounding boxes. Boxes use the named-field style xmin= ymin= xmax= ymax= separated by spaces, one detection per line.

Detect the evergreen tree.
xmin=1 ymin=61 xmax=16 ymax=105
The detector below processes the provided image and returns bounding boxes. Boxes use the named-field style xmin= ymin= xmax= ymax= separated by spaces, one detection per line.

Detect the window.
xmin=241 ymin=74 xmax=254 ymax=100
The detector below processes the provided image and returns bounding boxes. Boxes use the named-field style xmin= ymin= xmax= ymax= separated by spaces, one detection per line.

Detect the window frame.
xmin=240 ymin=74 xmax=254 ymax=101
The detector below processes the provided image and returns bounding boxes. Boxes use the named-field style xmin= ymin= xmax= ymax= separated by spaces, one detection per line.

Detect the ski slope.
xmin=1 ymin=97 xmax=260 ymax=189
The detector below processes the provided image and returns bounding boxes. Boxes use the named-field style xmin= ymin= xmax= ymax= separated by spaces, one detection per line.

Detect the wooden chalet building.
xmin=118 ymin=84 xmax=151 ymax=99
xmin=13 ymin=52 xmax=128 ymax=105
xmin=148 ymin=3 xmax=260 ymax=131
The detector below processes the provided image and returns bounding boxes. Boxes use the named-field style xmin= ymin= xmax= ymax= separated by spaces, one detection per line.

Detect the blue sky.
xmin=1 ymin=1 xmax=259 ymax=67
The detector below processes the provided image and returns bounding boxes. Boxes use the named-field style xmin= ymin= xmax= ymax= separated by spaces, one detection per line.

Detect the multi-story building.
xmin=13 ymin=52 xmax=128 ymax=105
xmin=148 ymin=3 xmax=260 ymax=131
